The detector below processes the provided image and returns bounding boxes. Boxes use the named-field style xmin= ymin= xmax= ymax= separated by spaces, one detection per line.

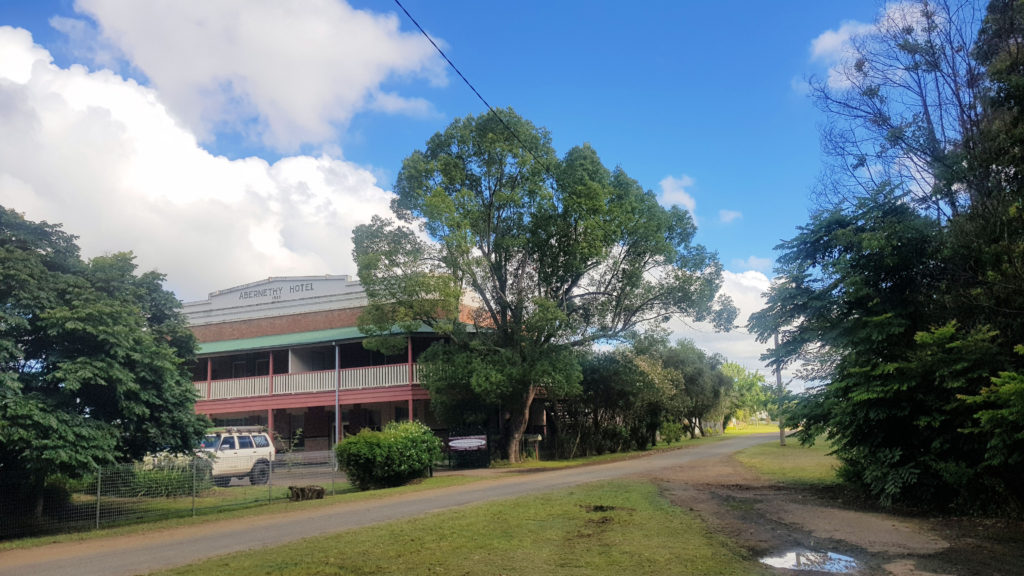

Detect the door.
xmin=217 ymin=435 xmax=245 ymax=475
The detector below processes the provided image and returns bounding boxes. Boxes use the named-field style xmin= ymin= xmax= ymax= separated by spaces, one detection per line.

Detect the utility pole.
xmin=774 ymin=332 xmax=786 ymax=446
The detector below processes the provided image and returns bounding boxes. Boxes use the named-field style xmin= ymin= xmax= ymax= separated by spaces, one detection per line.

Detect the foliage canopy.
xmin=752 ymin=0 xmax=1024 ymax=512
xmin=353 ymin=109 xmax=736 ymax=460
xmin=0 ymin=206 xmax=208 ymax=515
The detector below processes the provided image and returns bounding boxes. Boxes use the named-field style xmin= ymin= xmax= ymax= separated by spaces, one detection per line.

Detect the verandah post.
xmin=407 ymin=336 xmax=414 ymax=422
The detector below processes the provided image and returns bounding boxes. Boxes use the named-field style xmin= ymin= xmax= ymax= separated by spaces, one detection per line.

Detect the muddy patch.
xmin=647 ymin=453 xmax=1024 ymax=576
xmin=760 ymin=549 xmax=859 ymax=573
xmin=759 ymin=501 xmax=947 ymax=556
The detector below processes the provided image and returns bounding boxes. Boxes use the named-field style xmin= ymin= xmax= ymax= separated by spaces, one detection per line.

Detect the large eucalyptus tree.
xmin=353 ymin=109 xmax=735 ymax=461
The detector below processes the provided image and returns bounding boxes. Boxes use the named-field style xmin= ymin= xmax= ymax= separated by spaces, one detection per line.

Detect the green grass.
xmin=723 ymin=421 xmax=782 ymax=436
xmin=155 ymin=480 xmax=770 ymax=576
xmin=733 ymin=438 xmax=840 ymax=486
xmin=4 ymin=433 xmax=772 ymax=553
xmin=0 ymin=475 xmax=480 ymax=551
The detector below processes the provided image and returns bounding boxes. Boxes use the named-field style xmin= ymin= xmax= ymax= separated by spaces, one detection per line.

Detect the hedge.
xmin=335 ymin=421 xmax=442 ymax=490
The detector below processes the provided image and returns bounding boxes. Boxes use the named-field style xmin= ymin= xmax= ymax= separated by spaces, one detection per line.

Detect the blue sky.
xmin=0 ymin=0 xmax=882 ymax=378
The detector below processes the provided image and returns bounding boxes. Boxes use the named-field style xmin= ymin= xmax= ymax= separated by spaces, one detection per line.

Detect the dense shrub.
xmin=335 ymin=421 xmax=442 ymax=490
xmin=659 ymin=420 xmax=684 ymax=444
xmin=132 ymin=459 xmax=214 ymax=497
xmin=77 ymin=458 xmax=214 ymax=498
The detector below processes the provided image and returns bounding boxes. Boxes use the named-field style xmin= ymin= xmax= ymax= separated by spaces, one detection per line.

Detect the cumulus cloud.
xmin=0 ymin=26 xmax=395 ymax=302
xmin=731 ymin=256 xmax=773 ymax=273
xmin=69 ymin=0 xmax=447 ymax=151
xmin=810 ymin=20 xmax=874 ymax=63
xmin=48 ymin=15 xmax=124 ymax=72
xmin=808 ymin=19 xmax=875 ymax=89
xmin=667 ymin=269 xmax=801 ymax=385
xmin=667 ymin=270 xmax=773 ymax=373
xmin=719 ymin=209 xmax=742 ymax=224
xmin=658 ymin=174 xmax=697 ymax=218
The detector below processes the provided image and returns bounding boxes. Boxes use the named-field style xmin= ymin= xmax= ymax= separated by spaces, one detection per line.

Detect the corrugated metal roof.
xmin=197 ymin=326 xmax=434 ymax=355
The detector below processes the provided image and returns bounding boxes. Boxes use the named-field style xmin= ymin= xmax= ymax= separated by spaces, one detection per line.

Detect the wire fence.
xmin=1 ymin=451 xmax=346 ymax=540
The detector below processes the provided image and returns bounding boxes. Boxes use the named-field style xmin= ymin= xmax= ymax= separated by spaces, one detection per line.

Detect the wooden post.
xmin=268 ymin=351 xmax=274 ymax=395
xmin=774 ymin=333 xmax=786 ymax=447
xmin=335 ymin=343 xmax=341 ymax=443
xmin=407 ymin=336 xmax=414 ymax=421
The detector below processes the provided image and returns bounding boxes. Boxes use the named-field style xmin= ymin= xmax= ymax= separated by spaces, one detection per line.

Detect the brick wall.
xmin=191 ymin=307 xmax=365 ymax=342
xmin=192 ymin=304 xmax=483 ymax=343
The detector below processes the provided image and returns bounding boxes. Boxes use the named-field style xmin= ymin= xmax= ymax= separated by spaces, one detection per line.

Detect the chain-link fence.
xmin=1 ymin=451 xmax=346 ymax=540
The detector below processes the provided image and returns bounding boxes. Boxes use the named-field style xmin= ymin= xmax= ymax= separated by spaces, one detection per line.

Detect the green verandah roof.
xmin=196 ymin=325 xmax=437 ymax=356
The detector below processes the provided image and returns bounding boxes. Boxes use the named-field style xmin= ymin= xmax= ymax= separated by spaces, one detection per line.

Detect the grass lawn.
xmin=723 ymin=421 xmax=782 ymax=436
xmin=155 ymin=480 xmax=770 ymax=576
xmin=0 ymin=475 xmax=480 ymax=552
xmin=733 ymin=438 xmax=840 ymax=486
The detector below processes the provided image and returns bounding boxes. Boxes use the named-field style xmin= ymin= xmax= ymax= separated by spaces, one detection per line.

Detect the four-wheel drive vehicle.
xmin=199 ymin=426 xmax=276 ymax=487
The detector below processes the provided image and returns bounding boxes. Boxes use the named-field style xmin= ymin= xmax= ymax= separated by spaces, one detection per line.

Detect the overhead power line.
xmin=393 ymin=1 xmax=731 ymax=339
xmin=392 ymin=0 xmax=544 ymax=168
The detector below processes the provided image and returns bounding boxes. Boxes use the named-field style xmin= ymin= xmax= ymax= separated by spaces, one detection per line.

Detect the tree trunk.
xmin=506 ymin=386 xmax=537 ymax=463
xmin=33 ymin=474 xmax=46 ymax=519
xmin=779 ymin=423 xmax=786 ymax=447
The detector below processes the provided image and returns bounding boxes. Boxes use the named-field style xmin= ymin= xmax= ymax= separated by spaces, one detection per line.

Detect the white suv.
xmin=199 ymin=427 xmax=276 ymax=487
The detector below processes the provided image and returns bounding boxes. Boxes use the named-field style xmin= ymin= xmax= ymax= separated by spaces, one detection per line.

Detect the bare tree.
xmin=812 ymin=0 xmax=986 ymax=221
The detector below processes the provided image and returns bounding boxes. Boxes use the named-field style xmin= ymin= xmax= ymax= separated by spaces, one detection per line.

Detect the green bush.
xmin=659 ymin=420 xmax=684 ymax=444
xmin=80 ymin=458 xmax=213 ymax=498
xmin=335 ymin=421 xmax=442 ymax=490
xmin=131 ymin=460 xmax=214 ymax=497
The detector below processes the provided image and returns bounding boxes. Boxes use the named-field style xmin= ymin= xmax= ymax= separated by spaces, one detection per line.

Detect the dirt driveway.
xmin=647 ymin=453 xmax=1024 ymax=575
xmin=2 ymin=434 xmax=1020 ymax=576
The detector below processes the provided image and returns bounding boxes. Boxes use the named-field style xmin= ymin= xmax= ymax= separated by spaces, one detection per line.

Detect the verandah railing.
xmin=193 ymin=363 xmax=420 ymax=401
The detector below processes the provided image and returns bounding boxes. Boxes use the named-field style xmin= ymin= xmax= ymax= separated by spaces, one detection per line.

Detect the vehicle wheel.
xmin=213 ymin=476 xmax=231 ymax=488
xmin=250 ymin=461 xmax=270 ymax=485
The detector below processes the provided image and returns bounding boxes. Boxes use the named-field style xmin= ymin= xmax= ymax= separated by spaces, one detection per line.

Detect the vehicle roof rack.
xmin=207 ymin=426 xmax=266 ymax=434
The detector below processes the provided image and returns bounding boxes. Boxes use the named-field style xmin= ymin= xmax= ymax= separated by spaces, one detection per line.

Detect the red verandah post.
xmin=407 ymin=336 xmax=414 ymax=421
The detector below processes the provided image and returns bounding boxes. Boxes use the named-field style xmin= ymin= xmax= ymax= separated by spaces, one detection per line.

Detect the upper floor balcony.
xmin=190 ymin=328 xmax=439 ymax=403
xmin=193 ymin=363 xmax=421 ymax=401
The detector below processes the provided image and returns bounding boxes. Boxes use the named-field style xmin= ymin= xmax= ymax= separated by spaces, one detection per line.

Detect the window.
xmin=238 ymin=435 xmax=254 ymax=449
xmin=253 ymin=435 xmax=270 ymax=448
xmin=220 ymin=437 xmax=236 ymax=450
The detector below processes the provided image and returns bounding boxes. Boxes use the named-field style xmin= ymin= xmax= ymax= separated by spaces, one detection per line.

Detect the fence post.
xmin=191 ymin=459 xmax=197 ymax=518
xmin=95 ymin=466 xmax=102 ymax=530
xmin=268 ymin=460 xmax=273 ymax=503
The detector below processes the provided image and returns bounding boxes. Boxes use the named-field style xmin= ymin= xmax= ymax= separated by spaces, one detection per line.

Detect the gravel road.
xmin=0 ymin=434 xmax=774 ymax=576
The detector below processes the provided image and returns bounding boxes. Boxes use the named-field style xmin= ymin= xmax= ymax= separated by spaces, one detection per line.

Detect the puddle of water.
xmin=760 ymin=549 xmax=859 ymax=573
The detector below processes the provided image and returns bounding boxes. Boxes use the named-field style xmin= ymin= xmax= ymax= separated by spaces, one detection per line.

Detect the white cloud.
xmin=668 ymin=269 xmax=799 ymax=386
xmin=809 ymin=20 xmax=875 ymax=90
xmin=810 ymin=20 xmax=874 ymax=63
xmin=0 ymin=27 xmax=395 ymax=302
xmin=70 ymin=0 xmax=447 ymax=151
xmin=719 ymin=209 xmax=742 ymax=224
xmin=48 ymin=16 xmax=124 ymax=72
xmin=658 ymin=174 xmax=697 ymax=217
xmin=731 ymin=256 xmax=773 ymax=273
xmin=0 ymin=26 xmax=50 ymax=83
